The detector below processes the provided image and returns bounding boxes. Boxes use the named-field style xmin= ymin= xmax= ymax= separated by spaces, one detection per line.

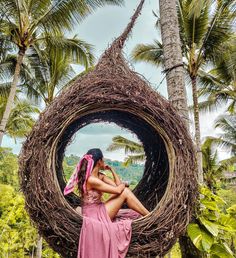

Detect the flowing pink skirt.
xmin=77 ymin=202 xmax=142 ymax=258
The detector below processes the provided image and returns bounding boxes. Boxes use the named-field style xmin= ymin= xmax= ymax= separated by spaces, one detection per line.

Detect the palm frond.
xmin=123 ymin=153 xmax=146 ymax=167
xmin=0 ymin=82 xmax=11 ymax=98
xmin=201 ymin=136 xmax=223 ymax=184
xmin=0 ymin=56 xmax=16 ymax=81
xmin=199 ymin=0 xmax=235 ymax=62
xmin=214 ymin=114 xmax=236 ymax=135
xmin=0 ymin=0 xmax=19 ymax=21
xmin=177 ymin=0 xmax=210 ymax=50
xmin=130 ymin=40 xmax=164 ymax=67
xmin=212 ymin=115 xmax=236 ymax=155
xmin=217 ymin=156 xmax=236 ymax=174
xmin=227 ymin=100 xmax=236 ymax=114
xmin=106 ymin=135 xmax=144 ymax=154
xmin=0 ymin=98 xmax=39 ymax=139
xmin=58 ymin=66 xmax=95 ymax=94
xmin=32 ymin=0 xmax=124 ymax=35
xmin=38 ymin=34 xmax=95 ymax=68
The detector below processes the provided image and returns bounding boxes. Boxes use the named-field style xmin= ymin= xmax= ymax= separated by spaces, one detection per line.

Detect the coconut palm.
xmin=197 ymin=39 xmax=236 ymax=114
xmin=106 ymin=136 xmax=145 ymax=166
xmin=0 ymin=0 xmax=124 ymax=145
xmin=21 ymin=35 xmax=95 ymax=106
xmin=200 ymin=112 xmax=236 ymax=191
xmin=158 ymin=0 xmax=189 ymax=131
xmin=132 ymin=0 xmax=235 ymax=184
xmin=202 ymin=137 xmax=226 ymax=193
xmin=0 ymin=96 xmax=39 ymax=141
xmin=213 ymin=113 xmax=236 ymax=156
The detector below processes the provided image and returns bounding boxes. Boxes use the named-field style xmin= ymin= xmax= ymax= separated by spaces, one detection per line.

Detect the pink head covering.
xmin=63 ymin=154 xmax=94 ymax=195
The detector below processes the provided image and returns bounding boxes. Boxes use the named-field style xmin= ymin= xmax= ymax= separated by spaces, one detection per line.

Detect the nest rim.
xmin=50 ymin=105 xmax=175 ymax=223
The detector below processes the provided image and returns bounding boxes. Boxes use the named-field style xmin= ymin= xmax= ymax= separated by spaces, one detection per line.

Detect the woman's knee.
xmin=120 ymin=187 xmax=131 ymax=198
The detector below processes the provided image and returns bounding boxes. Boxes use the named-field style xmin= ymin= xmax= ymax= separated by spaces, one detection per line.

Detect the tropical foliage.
xmin=213 ymin=113 xmax=236 ymax=156
xmin=187 ymin=187 xmax=236 ymax=257
xmin=201 ymin=134 xmax=235 ymax=192
xmin=197 ymin=38 xmax=236 ymax=114
xmin=0 ymin=0 xmax=124 ymax=145
xmin=106 ymin=136 xmax=145 ymax=166
xmin=20 ymin=36 xmax=95 ymax=106
xmin=0 ymin=97 xmax=39 ymax=141
xmin=131 ymin=0 xmax=236 ymax=175
xmin=0 ymin=148 xmax=61 ymax=257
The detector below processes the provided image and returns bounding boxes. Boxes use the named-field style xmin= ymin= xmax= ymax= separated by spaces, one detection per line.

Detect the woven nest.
xmin=18 ymin=1 xmax=198 ymax=257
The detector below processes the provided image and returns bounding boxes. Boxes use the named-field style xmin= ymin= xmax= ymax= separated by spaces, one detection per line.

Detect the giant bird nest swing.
xmin=18 ymin=1 xmax=198 ymax=257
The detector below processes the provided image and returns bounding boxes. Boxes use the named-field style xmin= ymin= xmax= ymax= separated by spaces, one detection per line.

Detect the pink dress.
xmin=77 ymin=189 xmax=142 ymax=258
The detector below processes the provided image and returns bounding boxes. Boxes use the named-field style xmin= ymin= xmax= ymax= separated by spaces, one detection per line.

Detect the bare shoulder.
xmin=87 ymin=175 xmax=101 ymax=185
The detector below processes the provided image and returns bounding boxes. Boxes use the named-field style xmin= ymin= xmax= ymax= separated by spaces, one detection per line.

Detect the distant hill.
xmin=63 ymin=154 xmax=144 ymax=186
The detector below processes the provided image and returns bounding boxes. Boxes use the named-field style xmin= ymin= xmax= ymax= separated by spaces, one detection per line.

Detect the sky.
xmin=2 ymin=0 xmax=230 ymax=161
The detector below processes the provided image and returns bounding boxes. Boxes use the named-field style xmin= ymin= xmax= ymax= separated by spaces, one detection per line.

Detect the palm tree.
xmin=106 ymin=136 xmax=145 ymax=166
xmin=0 ymin=53 xmax=32 ymax=95
xmin=212 ymin=113 xmax=236 ymax=157
xmin=0 ymin=96 xmax=39 ymax=141
xmin=201 ymin=137 xmax=219 ymax=192
xmin=198 ymin=113 xmax=236 ymax=191
xmin=21 ymin=35 xmax=94 ymax=106
xmin=197 ymin=39 xmax=236 ymax=114
xmin=0 ymin=0 xmax=124 ymax=145
xmin=132 ymin=0 xmax=235 ymax=183
xmin=158 ymin=0 xmax=190 ymax=130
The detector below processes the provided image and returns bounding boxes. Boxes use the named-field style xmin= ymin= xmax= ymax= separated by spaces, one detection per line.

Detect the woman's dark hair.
xmin=77 ymin=148 xmax=103 ymax=197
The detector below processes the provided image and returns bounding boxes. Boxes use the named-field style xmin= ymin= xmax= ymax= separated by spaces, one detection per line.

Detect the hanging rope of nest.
xmin=18 ymin=0 xmax=198 ymax=257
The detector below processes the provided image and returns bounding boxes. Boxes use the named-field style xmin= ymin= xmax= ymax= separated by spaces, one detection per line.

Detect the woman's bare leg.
xmin=104 ymin=187 xmax=150 ymax=220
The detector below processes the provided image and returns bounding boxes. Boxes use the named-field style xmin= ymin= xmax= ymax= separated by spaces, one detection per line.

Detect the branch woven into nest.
xmin=18 ymin=1 xmax=198 ymax=257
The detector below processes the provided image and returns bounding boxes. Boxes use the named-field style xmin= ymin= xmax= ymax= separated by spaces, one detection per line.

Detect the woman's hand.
xmin=122 ymin=180 xmax=130 ymax=187
xmin=118 ymin=183 xmax=126 ymax=193
xmin=104 ymin=164 xmax=112 ymax=171
xmin=104 ymin=164 xmax=124 ymax=186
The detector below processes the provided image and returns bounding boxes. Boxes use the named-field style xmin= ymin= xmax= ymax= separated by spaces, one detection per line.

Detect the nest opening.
xmin=56 ymin=110 xmax=169 ymax=216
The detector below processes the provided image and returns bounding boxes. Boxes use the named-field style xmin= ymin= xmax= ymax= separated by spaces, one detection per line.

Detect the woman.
xmin=64 ymin=148 xmax=150 ymax=258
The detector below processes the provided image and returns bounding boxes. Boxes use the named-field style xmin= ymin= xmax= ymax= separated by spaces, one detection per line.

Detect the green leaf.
xmin=226 ymin=205 xmax=236 ymax=216
xmin=210 ymin=243 xmax=234 ymax=258
xmin=218 ymin=214 xmax=236 ymax=232
xmin=187 ymin=223 xmax=214 ymax=251
xmin=201 ymin=199 xmax=218 ymax=211
xmin=201 ymin=228 xmax=214 ymax=252
xmin=199 ymin=217 xmax=219 ymax=237
xmin=187 ymin=224 xmax=203 ymax=249
xmin=204 ymin=212 xmax=218 ymax=221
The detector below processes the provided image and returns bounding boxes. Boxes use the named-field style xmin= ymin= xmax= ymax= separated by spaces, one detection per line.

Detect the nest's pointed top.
xmin=112 ymin=0 xmax=145 ymax=50
xmin=97 ymin=0 xmax=145 ymax=70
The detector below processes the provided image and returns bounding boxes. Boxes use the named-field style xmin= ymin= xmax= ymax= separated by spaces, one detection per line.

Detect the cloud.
xmin=65 ymin=123 xmax=139 ymax=161
xmin=78 ymin=122 xmax=132 ymax=135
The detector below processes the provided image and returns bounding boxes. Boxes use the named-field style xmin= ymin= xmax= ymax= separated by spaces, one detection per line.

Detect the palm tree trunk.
xmin=159 ymin=0 xmax=190 ymax=131
xmin=36 ymin=235 xmax=43 ymax=258
xmin=159 ymin=1 xmax=202 ymax=257
xmin=179 ymin=235 xmax=203 ymax=258
xmin=191 ymin=76 xmax=203 ymax=184
xmin=0 ymin=49 xmax=25 ymax=146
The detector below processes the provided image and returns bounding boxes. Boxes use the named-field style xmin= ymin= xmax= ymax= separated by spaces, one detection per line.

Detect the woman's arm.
xmin=99 ymin=172 xmax=117 ymax=186
xmin=88 ymin=176 xmax=126 ymax=194
xmin=104 ymin=165 xmax=122 ymax=185
xmin=111 ymin=170 xmax=122 ymax=185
